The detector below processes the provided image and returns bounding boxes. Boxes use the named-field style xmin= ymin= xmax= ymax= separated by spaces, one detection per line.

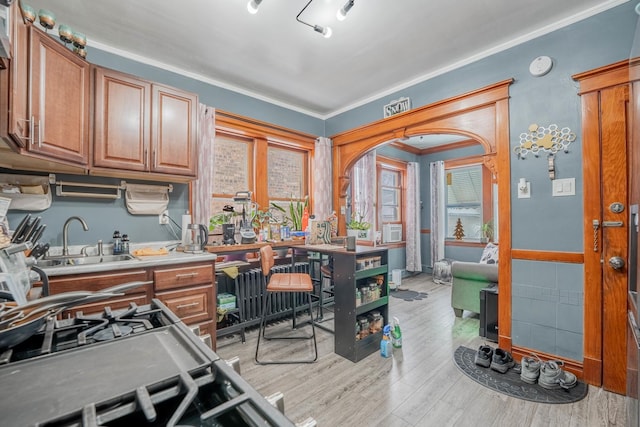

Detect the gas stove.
xmin=0 ymin=299 xmax=296 ymax=426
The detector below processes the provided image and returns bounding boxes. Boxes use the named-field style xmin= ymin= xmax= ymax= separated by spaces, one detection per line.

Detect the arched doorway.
xmin=329 ymin=79 xmax=513 ymax=349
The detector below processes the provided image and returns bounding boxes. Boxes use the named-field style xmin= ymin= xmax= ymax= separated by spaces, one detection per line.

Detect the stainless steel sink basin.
xmin=37 ymin=254 xmax=138 ymax=268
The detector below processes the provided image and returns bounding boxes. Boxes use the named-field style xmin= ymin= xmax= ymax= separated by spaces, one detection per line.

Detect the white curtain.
xmin=406 ymin=162 xmax=422 ymax=272
xmin=430 ymin=161 xmax=445 ymax=268
xmin=192 ymin=104 xmax=215 ymax=226
xmin=351 ymin=151 xmax=376 ymax=237
xmin=313 ymin=137 xmax=333 ymax=221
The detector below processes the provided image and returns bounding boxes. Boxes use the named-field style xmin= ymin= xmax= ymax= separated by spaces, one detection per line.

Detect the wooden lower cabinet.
xmin=48 ymin=269 xmax=150 ymax=318
xmin=47 ymin=261 xmax=217 ymax=348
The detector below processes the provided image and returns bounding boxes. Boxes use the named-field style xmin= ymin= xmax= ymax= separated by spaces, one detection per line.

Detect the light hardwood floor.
xmin=215 ymin=273 xmax=627 ymax=426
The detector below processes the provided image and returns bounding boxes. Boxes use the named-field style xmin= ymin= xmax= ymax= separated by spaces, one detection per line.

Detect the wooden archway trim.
xmin=330 ymin=79 xmax=512 ymax=230
xmin=329 ymin=79 xmax=513 ymax=349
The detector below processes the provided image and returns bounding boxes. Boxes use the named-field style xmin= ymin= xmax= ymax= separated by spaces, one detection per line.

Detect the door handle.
xmin=608 ymin=256 xmax=625 ymax=270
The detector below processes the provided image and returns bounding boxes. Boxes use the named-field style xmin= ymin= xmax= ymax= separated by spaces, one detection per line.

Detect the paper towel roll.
xmin=181 ymin=213 xmax=191 ymax=245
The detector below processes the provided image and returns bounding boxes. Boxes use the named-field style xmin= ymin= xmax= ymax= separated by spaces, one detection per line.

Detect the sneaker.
xmin=474 ymin=345 xmax=493 ymax=368
xmin=520 ymin=354 xmax=542 ymax=384
xmin=490 ymin=348 xmax=515 ymax=373
xmin=538 ymin=360 xmax=578 ymax=390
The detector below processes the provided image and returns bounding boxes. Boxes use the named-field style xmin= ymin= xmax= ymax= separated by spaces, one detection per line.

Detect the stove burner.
xmin=93 ymin=324 xmax=133 ymax=341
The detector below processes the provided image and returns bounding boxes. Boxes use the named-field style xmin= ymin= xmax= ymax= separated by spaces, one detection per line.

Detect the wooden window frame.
xmin=376 ymin=156 xmax=406 ymax=241
xmin=213 ymin=110 xmax=316 ymax=211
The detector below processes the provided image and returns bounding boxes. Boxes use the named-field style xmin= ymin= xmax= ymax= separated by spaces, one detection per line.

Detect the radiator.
xmin=236 ymin=263 xmax=310 ymax=325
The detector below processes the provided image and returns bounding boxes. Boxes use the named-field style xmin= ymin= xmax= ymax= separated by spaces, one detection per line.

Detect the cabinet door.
xmin=29 ymin=27 xmax=90 ymax=164
xmin=94 ymin=68 xmax=150 ymax=171
xmin=151 ymin=84 xmax=197 ymax=176
xmin=6 ymin=4 xmax=29 ymax=147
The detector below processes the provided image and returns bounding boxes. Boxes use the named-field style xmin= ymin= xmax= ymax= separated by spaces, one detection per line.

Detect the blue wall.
xmin=4 ymin=169 xmax=189 ymax=248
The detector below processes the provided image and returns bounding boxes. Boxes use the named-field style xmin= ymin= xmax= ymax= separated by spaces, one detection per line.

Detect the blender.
xmin=233 ymin=191 xmax=257 ymax=244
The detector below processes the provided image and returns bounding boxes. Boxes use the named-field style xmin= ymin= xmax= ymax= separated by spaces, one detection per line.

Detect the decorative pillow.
xmin=479 ymin=243 xmax=498 ymax=264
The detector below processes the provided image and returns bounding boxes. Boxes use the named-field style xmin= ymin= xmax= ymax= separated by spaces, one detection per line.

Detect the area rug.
xmin=389 ymin=288 xmax=428 ymax=301
xmin=453 ymin=346 xmax=588 ymax=404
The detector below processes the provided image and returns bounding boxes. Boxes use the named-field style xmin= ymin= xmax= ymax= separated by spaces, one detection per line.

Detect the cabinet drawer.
xmin=61 ymin=294 xmax=149 ymax=318
xmin=156 ymin=285 xmax=214 ymax=325
xmin=154 ymin=264 xmax=213 ymax=291
xmin=49 ymin=269 xmax=149 ymax=293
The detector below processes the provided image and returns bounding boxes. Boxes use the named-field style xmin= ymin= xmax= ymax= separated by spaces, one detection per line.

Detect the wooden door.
xmin=29 ymin=27 xmax=90 ymax=165
xmin=93 ymin=67 xmax=150 ymax=171
xmin=600 ymin=84 xmax=630 ymax=394
xmin=576 ymin=60 xmax=636 ymax=394
xmin=151 ymin=84 xmax=197 ymax=176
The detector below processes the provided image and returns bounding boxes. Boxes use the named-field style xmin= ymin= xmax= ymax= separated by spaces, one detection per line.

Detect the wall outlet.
xmin=159 ymin=210 xmax=169 ymax=224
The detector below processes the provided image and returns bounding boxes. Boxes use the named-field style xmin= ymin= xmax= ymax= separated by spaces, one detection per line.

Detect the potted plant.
xmin=480 ymin=219 xmax=494 ymax=243
xmin=270 ymin=195 xmax=308 ymax=231
xmin=346 ymin=212 xmax=371 ymax=239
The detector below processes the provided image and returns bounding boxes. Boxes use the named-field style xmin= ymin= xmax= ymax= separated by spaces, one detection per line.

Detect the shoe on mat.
xmin=520 ymin=354 xmax=542 ymax=384
xmin=490 ymin=348 xmax=515 ymax=373
xmin=538 ymin=360 xmax=578 ymax=390
xmin=474 ymin=345 xmax=493 ymax=368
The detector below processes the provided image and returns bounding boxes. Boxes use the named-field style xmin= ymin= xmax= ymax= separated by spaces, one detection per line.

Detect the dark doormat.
xmin=389 ymin=289 xmax=428 ymax=301
xmin=453 ymin=346 xmax=588 ymax=404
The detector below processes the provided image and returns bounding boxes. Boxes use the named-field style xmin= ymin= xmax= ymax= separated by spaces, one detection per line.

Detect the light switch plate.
xmin=552 ymin=178 xmax=575 ymax=197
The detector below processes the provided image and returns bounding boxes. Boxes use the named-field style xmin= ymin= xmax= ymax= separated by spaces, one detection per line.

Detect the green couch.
xmin=450 ymin=261 xmax=498 ymax=317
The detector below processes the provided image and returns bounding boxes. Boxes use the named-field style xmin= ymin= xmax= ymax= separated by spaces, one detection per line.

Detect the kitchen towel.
xmin=181 ymin=213 xmax=191 ymax=246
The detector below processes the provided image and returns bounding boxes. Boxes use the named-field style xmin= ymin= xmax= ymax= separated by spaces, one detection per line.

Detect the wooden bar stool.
xmin=255 ymin=245 xmax=318 ymax=364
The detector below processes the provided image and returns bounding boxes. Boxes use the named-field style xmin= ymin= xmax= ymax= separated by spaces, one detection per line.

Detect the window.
xmin=211 ymin=111 xmax=315 ymax=231
xmin=349 ymin=155 xmax=407 ymax=243
xmin=444 ymin=161 xmax=493 ymax=242
xmin=211 ymin=134 xmax=253 ymax=215
xmin=377 ymin=159 xmax=405 ymax=229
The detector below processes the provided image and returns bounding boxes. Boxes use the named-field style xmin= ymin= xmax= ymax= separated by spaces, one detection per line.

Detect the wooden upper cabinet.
xmin=151 ymin=84 xmax=197 ymax=176
xmin=29 ymin=27 xmax=90 ymax=164
xmin=94 ymin=68 xmax=151 ymax=171
xmin=93 ymin=72 xmax=197 ymax=178
xmin=3 ymin=14 xmax=89 ymax=166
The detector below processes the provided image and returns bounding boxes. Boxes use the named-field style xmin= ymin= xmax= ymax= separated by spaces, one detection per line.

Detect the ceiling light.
xmin=337 ymin=0 xmax=354 ymax=21
xmin=247 ymin=0 xmax=262 ymax=14
xmin=314 ymin=25 xmax=332 ymax=38
xmin=296 ymin=0 xmax=332 ymax=38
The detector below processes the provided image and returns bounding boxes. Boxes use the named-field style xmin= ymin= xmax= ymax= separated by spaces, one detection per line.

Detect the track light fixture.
xmin=336 ymin=0 xmax=354 ymax=21
xmin=247 ymin=0 xmax=262 ymax=14
xmin=296 ymin=0 xmax=332 ymax=38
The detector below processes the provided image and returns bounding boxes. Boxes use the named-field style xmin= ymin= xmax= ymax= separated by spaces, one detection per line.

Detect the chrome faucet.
xmin=62 ymin=216 xmax=89 ymax=256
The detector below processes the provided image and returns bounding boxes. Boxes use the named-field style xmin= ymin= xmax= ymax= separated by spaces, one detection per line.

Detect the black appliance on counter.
xmin=0 ymin=299 xmax=297 ymax=426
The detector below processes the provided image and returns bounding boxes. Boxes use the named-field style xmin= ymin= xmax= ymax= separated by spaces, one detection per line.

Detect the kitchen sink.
xmin=37 ymin=254 xmax=139 ymax=268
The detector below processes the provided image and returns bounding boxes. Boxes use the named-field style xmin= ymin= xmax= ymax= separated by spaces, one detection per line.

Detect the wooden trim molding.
xmin=420 ymin=139 xmax=480 ymax=155
xmin=328 ymin=79 xmax=514 ymax=353
xmin=511 ymin=249 xmax=584 ymax=264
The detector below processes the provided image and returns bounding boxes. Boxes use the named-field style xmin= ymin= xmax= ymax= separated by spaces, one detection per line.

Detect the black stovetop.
xmin=0 ymin=299 xmax=295 ymax=427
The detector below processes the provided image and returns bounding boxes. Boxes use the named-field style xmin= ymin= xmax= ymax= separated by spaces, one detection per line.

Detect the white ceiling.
xmin=24 ymin=0 xmax=624 ymax=120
